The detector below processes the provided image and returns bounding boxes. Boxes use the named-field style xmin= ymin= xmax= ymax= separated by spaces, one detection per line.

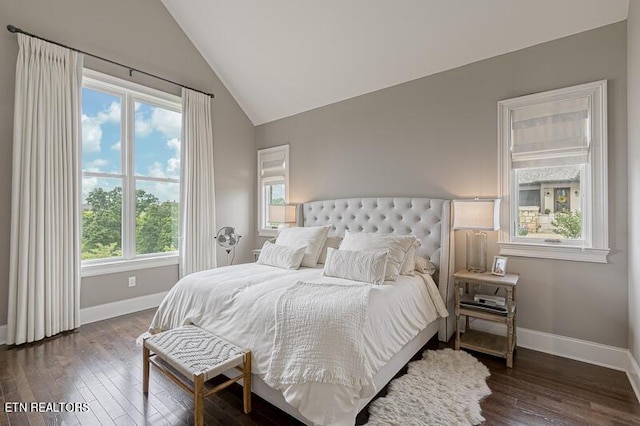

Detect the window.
xmin=257 ymin=145 xmax=290 ymax=237
xmin=498 ymin=80 xmax=609 ymax=263
xmin=81 ymin=70 xmax=181 ymax=275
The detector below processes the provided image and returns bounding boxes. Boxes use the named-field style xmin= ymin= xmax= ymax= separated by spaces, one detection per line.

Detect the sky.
xmin=81 ymin=87 xmax=181 ymax=203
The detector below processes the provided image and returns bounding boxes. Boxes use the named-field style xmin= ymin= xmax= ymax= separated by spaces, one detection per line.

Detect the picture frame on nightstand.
xmin=491 ymin=256 xmax=507 ymax=276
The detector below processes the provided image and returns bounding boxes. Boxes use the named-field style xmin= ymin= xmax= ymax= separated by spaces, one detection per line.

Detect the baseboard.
xmin=469 ymin=319 xmax=630 ymax=371
xmin=469 ymin=318 xmax=639 ymax=402
xmin=0 ymin=291 xmax=167 ymax=345
xmin=628 ymin=353 xmax=640 ymax=402
xmin=80 ymin=291 xmax=168 ymax=325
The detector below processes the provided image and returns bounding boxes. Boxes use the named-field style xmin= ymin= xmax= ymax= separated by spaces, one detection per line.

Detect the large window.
xmin=257 ymin=145 xmax=290 ymax=237
xmin=498 ymin=80 xmax=609 ymax=263
xmin=81 ymin=70 xmax=181 ymax=274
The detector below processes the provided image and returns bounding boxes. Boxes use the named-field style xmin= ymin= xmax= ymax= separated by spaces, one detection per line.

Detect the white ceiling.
xmin=161 ymin=0 xmax=628 ymax=125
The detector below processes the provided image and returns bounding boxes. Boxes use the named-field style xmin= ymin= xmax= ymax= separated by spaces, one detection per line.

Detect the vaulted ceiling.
xmin=161 ymin=0 xmax=628 ymax=125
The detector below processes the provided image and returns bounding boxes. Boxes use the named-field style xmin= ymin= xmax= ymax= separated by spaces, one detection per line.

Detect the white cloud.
xmin=135 ymin=106 xmax=182 ymax=139
xmin=111 ymin=141 xmax=121 ymax=151
xmin=82 ymin=114 xmax=102 ymax=153
xmin=82 ymin=101 xmax=121 ymax=153
xmin=97 ymin=102 xmax=121 ymax=123
xmin=148 ymin=161 xmax=167 ymax=178
xmin=135 ymin=113 xmax=153 ymax=136
xmin=84 ymin=158 xmax=108 ymax=173
xmin=151 ymin=108 xmax=181 ymax=138
xmin=166 ymin=138 xmax=181 ymax=176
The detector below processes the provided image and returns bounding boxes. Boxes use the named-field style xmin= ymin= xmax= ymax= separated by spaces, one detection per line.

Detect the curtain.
xmin=8 ymin=34 xmax=83 ymax=345
xmin=180 ymin=88 xmax=216 ymax=276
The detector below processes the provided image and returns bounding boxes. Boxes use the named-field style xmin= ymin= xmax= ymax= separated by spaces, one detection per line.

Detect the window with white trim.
xmin=81 ymin=70 xmax=182 ymax=273
xmin=497 ymin=80 xmax=609 ymax=263
xmin=257 ymin=145 xmax=289 ymax=237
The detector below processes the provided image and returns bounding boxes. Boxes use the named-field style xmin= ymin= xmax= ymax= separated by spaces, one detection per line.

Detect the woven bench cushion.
xmin=145 ymin=325 xmax=246 ymax=381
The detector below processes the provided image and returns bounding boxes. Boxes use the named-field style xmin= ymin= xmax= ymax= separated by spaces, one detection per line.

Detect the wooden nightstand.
xmin=454 ymin=269 xmax=519 ymax=367
xmin=252 ymin=249 xmax=261 ymax=262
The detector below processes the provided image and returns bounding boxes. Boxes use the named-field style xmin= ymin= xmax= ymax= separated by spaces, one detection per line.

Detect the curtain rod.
xmin=6 ymin=24 xmax=215 ymax=98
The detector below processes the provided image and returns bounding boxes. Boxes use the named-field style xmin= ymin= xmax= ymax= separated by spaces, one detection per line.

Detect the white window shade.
xmin=511 ymin=96 xmax=590 ymax=169
xmin=260 ymin=153 xmax=287 ymax=178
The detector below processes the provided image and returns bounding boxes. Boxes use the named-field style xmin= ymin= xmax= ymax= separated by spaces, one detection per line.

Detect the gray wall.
xmin=257 ymin=23 xmax=628 ymax=347
xmin=628 ymin=3 xmax=640 ymax=361
xmin=0 ymin=0 xmax=256 ymax=322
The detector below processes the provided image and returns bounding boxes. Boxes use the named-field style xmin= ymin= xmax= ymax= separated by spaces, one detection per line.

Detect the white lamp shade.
xmin=452 ymin=199 xmax=501 ymax=231
xmin=269 ymin=204 xmax=297 ymax=223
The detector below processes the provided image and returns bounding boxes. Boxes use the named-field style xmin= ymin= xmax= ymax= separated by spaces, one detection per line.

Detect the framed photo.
xmin=491 ymin=256 xmax=507 ymax=276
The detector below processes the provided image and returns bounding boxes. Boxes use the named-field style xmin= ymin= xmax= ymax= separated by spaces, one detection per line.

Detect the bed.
xmin=147 ymin=197 xmax=456 ymax=425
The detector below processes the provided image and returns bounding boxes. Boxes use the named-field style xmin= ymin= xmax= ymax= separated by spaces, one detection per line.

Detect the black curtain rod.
xmin=6 ymin=24 xmax=215 ymax=98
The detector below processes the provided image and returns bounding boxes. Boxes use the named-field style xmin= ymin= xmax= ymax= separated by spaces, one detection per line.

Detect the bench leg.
xmin=142 ymin=345 xmax=150 ymax=394
xmin=194 ymin=374 xmax=204 ymax=426
xmin=243 ymin=352 xmax=252 ymax=414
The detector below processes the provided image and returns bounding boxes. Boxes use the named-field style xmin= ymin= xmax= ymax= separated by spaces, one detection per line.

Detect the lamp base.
xmin=466 ymin=231 xmax=488 ymax=273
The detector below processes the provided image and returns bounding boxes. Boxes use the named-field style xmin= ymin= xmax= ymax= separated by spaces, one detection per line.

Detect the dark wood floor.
xmin=1 ymin=309 xmax=639 ymax=426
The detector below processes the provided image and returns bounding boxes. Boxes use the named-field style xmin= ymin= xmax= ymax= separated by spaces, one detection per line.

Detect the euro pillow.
xmin=339 ymin=231 xmax=416 ymax=281
xmin=322 ymin=248 xmax=388 ymax=285
xmin=317 ymin=236 xmax=343 ymax=264
xmin=257 ymin=241 xmax=306 ymax=270
xmin=415 ymin=255 xmax=437 ymax=275
xmin=276 ymin=226 xmax=330 ymax=267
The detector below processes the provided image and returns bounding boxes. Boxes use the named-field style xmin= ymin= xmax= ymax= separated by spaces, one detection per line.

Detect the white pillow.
xmin=415 ymin=255 xmax=437 ymax=275
xmin=339 ymin=231 xmax=416 ymax=281
xmin=400 ymin=239 xmax=420 ymax=276
xmin=257 ymin=241 xmax=305 ymax=270
xmin=276 ymin=226 xmax=330 ymax=267
xmin=317 ymin=236 xmax=343 ymax=264
xmin=323 ymin=248 xmax=387 ymax=285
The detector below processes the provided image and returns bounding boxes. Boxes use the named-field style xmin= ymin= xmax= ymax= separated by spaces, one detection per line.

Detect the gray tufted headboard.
xmin=297 ymin=197 xmax=455 ymax=342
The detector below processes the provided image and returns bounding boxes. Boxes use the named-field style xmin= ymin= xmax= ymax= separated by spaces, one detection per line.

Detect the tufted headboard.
xmin=297 ymin=197 xmax=455 ymax=342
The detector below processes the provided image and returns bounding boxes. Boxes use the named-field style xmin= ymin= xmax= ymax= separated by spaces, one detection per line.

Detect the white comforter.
xmin=149 ymin=263 xmax=446 ymax=425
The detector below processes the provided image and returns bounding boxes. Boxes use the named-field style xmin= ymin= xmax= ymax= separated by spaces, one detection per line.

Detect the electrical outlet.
xmin=128 ymin=276 xmax=136 ymax=287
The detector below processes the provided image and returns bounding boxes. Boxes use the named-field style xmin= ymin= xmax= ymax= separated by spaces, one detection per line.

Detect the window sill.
xmin=81 ymin=255 xmax=179 ymax=277
xmin=258 ymin=228 xmax=279 ymax=238
xmin=497 ymin=242 xmax=609 ymax=263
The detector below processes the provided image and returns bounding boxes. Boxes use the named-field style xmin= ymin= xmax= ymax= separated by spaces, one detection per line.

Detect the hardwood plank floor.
xmin=1 ymin=309 xmax=638 ymax=425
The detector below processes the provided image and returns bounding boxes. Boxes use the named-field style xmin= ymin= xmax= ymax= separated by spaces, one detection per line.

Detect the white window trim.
xmin=81 ymin=69 xmax=182 ymax=276
xmin=257 ymin=145 xmax=290 ymax=237
xmin=497 ymin=80 xmax=609 ymax=263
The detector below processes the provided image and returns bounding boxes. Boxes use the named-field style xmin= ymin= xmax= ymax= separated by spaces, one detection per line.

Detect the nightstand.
xmin=454 ymin=269 xmax=519 ymax=367
xmin=252 ymin=249 xmax=261 ymax=262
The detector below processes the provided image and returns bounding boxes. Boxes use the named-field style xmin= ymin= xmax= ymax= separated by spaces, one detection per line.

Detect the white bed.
xmin=147 ymin=197 xmax=456 ymax=425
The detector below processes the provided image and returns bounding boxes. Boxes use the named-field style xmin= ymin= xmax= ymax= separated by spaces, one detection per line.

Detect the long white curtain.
xmin=180 ymin=88 xmax=216 ymax=276
xmin=8 ymin=34 xmax=83 ymax=345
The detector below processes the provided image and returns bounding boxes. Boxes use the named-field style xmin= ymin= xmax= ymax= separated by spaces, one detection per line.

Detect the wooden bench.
xmin=142 ymin=325 xmax=251 ymax=426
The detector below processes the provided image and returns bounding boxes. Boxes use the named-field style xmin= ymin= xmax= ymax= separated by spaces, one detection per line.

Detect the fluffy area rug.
xmin=366 ymin=348 xmax=491 ymax=426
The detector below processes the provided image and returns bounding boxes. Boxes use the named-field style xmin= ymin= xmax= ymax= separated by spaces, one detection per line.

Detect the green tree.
xmin=82 ymin=187 xmax=122 ymax=259
xmin=552 ymin=210 xmax=582 ymax=239
xmin=82 ymin=186 xmax=179 ymax=260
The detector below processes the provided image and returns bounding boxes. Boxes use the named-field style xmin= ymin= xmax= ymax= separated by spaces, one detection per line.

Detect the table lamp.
xmin=452 ymin=199 xmax=500 ymax=273
xmin=268 ymin=204 xmax=297 ymax=229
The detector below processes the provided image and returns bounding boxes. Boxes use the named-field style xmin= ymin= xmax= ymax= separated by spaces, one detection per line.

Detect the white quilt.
xmin=148 ymin=263 xmax=446 ymax=425
xmin=265 ymin=282 xmax=371 ymax=389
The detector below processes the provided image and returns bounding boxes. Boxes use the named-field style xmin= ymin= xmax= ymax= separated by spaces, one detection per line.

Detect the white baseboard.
xmin=628 ymin=353 xmax=640 ymax=402
xmin=80 ymin=291 xmax=168 ymax=325
xmin=0 ymin=291 xmax=167 ymax=345
xmin=469 ymin=319 xmax=639 ymax=402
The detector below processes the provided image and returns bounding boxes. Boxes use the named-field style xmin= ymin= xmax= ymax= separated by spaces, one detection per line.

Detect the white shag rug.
xmin=366 ymin=348 xmax=491 ymax=426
